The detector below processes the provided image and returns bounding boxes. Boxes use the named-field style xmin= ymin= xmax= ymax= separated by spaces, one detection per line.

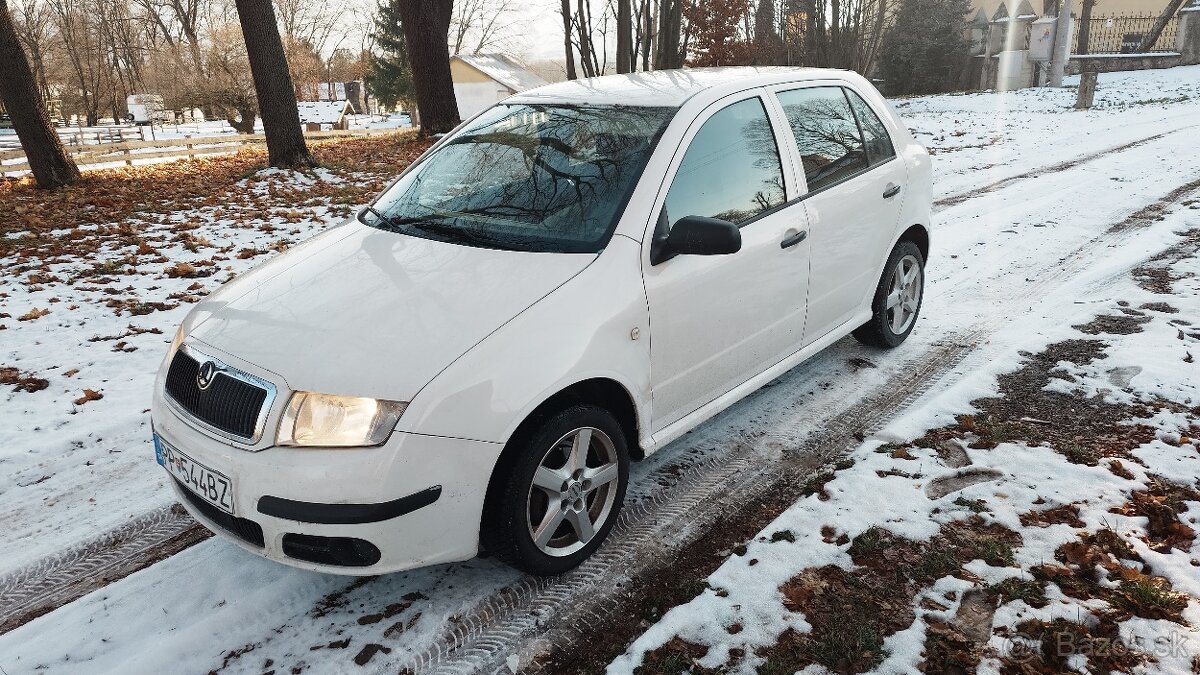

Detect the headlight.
xmin=276 ymin=392 xmax=407 ymax=447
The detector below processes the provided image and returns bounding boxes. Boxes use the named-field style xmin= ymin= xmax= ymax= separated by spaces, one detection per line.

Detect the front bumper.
xmin=152 ymin=385 xmax=503 ymax=575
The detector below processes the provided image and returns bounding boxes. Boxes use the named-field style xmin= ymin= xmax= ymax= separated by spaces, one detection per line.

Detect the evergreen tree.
xmin=365 ymin=0 xmax=414 ymax=111
xmin=877 ymin=0 xmax=972 ymax=96
xmin=754 ymin=0 xmax=784 ymax=64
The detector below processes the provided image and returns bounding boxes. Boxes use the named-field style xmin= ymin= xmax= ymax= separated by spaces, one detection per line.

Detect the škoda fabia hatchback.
xmin=153 ymin=67 xmax=931 ymax=576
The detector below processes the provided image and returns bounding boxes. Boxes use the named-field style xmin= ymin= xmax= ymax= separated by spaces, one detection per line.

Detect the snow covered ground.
xmin=611 ymin=201 xmax=1200 ymax=674
xmin=1 ymin=65 xmax=1199 ymax=674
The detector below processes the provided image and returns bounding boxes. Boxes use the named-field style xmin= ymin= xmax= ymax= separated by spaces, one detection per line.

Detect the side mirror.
xmin=650 ymin=214 xmax=742 ymax=265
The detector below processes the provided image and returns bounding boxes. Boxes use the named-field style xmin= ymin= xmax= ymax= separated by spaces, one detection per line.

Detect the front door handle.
xmin=780 ymin=230 xmax=808 ymax=249
xmin=883 ymin=183 xmax=901 ymax=199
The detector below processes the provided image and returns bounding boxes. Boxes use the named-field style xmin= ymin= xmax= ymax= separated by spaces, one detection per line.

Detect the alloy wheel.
xmin=886 ymin=253 xmax=922 ymax=335
xmin=526 ymin=426 xmax=621 ymax=557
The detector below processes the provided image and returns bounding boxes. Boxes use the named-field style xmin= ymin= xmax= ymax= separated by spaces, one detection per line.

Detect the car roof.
xmin=507 ymin=67 xmax=856 ymax=108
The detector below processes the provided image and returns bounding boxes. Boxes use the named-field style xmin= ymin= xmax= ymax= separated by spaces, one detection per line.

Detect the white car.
xmin=152 ymin=67 xmax=931 ymax=576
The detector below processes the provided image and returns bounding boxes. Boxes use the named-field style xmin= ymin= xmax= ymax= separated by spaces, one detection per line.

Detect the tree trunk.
xmin=641 ymin=0 xmax=652 ymax=70
xmin=396 ymin=0 xmax=460 ymax=135
xmin=617 ymin=0 xmax=633 ymax=72
xmin=863 ymin=0 xmax=888 ymax=72
xmin=1076 ymin=0 xmax=1094 ymax=54
xmin=655 ymin=0 xmax=682 ymax=69
xmin=561 ymin=0 xmax=578 ymax=79
xmin=576 ymin=0 xmax=594 ymax=77
xmin=830 ymin=0 xmax=841 ymax=67
xmin=0 ymin=0 xmax=79 ymax=188
xmin=1138 ymin=0 xmax=1187 ymax=52
xmin=226 ymin=106 xmax=257 ymax=134
xmin=233 ymin=0 xmax=314 ymax=168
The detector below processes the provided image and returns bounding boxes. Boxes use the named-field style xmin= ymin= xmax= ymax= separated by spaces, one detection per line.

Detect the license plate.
xmin=155 ymin=434 xmax=235 ymax=515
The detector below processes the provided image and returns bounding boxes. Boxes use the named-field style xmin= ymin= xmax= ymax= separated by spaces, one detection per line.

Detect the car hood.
xmin=187 ymin=222 xmax=596 ymax=401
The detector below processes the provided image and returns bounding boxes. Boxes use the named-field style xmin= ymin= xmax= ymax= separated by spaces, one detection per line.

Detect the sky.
xmin=514 ymin=1 xmax=575 ymax=61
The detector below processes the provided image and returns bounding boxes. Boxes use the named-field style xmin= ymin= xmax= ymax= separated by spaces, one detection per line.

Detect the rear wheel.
xmin=482 ymin=404 xmax=629 ymax=576
xmin=853 ymin=240 xmax=925 ymax=348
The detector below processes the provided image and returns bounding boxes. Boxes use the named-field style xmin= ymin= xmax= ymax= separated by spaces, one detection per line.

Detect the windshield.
xmin=362 ymin=103 xmax=676 ymax=253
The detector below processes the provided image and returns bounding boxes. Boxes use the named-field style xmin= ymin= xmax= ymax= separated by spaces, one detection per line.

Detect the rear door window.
xmin=776 ymin=87 xmax=868 ymax=193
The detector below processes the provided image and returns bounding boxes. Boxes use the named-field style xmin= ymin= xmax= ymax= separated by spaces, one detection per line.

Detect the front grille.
xmin=176 ymin=479 xmax=265 ymax=547
xmin=165 ymin=349 xmax=269 ymax=440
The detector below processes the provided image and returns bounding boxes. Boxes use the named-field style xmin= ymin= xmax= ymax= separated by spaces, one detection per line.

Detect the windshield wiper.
xmin=362 ymin=205 xmax=513 ymax=250
xmin=362 ymin=205 xmax=407 ymax=230
xmin=406 ymin=219 xmax=499 ymax=248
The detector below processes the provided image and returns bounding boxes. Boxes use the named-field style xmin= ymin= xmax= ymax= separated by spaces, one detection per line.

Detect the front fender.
xmin=396 ymin=235 xmax=652 ymax=448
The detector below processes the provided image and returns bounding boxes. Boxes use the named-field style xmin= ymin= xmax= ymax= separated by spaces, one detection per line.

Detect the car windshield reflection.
xmin=363 ymin=103 xmax=676 ymax=253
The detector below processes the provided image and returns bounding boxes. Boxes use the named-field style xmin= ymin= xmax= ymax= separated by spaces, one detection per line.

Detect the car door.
xmin=642 ymin=92 xmax=811 ymax=433
xmin=770 ymin=84 xmax=907 ymax=345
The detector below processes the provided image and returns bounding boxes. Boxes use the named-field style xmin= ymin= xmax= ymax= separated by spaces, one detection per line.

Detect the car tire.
xmin=481 ymin=404 xmax=630 ymax=576
xmin=853 ymin=239 xmax=925 ymax=349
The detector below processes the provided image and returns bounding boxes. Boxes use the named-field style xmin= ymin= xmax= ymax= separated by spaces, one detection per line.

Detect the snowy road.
xmin=1 ymin=67 xmax=1199 ymax=674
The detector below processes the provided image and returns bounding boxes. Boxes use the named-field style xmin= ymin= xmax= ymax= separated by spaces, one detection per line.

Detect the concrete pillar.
xmin=1179 ymin=2 xmax=1200 ymax=65
xmin=1049 ymin=0 xmax=1075 ymax=86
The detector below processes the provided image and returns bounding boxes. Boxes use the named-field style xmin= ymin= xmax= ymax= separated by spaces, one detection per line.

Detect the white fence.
xmin=0 ymin=127 xmax=415 ymax=177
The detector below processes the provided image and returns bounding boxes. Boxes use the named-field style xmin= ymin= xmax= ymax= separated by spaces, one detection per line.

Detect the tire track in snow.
xmin=0 ymin=505 xmax=208 ymax=634
xmin=933 ymin=125 xmax=1199 ymax=210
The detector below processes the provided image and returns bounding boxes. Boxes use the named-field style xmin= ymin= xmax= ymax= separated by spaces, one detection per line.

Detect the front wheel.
xmin=853 ymin=240 xmax=925 ymax=348
xmin=482 ymin=404 xmax=629 ymax=576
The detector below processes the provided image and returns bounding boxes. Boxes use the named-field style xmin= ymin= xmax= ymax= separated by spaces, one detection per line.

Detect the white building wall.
xmin=454 ymin=82 xmax=513 ymax=120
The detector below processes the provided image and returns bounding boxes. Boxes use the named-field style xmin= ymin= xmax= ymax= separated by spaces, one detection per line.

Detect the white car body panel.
xmin=186 ymin=224 xmax=594 ymax=404
xmin=640 ymin=89 xmax=812 ymax=431
xmin=398 ymin=235 xmax=652 ymax=444
xmin=151 ymin=67 xmax=933 ymax=574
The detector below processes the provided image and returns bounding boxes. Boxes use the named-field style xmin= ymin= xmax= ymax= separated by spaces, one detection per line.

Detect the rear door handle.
xmin=883 ymin=183 xmax=901 ymax=199
xmin=780 ymin=230 xmax=808 ymax=249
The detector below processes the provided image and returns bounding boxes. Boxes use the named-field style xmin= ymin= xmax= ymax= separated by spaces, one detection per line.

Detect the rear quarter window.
xmin=844 ymin=89 xmax=896 ymax=166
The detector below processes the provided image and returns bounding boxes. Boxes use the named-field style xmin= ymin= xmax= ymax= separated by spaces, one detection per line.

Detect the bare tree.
xmin=396 ymin=0 xmax=459 ymax=135
xmin=273 ymin=0 xmax=344 ymax=56
xmin=135 ymin=0 xmax=206 ymax=73
xmin=10 ymin=0 xmax=54 ymax=98
xmin=560 ymin=0 xmax=578 ymax=78
xmin=95 ymin=0 xmax=149 ymax=118
xmin=571 ymin=0 xmax=612 ymax=77
xmin=49 ymin=0 xmax=111 ymax=125
xmin=1138 ymin=0 xmax=1187 ymax=52
xmin=0 ymin=0 xmax=80 ymax=187
xmin=233 ymin=0 xmax=313 ymax=167
xmin=780 ymin=0 xmax=892 ymax=72
xmin=450 ymin=0 xmax=523 ymax=55
xmin=200 ymin=22 xmax=258 ymax=132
